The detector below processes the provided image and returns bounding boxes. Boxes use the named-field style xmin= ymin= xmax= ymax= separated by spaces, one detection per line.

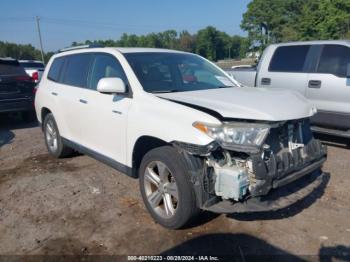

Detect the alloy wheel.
xmin=143 ymin=161 xmax=179 ymax=219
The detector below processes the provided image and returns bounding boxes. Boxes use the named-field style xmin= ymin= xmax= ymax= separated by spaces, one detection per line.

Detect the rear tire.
xmin=43 ymin=113 xmax=73 ymax=158
xmin=139 ymin=146 xmax=200 ymax=229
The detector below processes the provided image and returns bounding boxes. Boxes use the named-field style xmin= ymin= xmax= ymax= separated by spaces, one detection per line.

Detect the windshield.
xmin=124 ymin=52 xmax=237 ymax=93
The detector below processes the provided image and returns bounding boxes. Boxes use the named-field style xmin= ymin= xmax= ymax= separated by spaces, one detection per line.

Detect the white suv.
xmin=35 ymin=46 xmax=327 ymax=229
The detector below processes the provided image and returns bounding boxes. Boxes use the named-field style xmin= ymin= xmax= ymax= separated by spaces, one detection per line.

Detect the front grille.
xmin=264 ymin=119 xmax=324 ymax=179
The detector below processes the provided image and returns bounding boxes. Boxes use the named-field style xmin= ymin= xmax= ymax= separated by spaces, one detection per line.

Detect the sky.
xmin=0 ymin=0 xmax=251 ymax=52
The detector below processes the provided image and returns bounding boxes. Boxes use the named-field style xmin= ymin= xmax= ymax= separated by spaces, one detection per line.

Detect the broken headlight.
xmin=193 ymin=122 xmax=270 ymax=150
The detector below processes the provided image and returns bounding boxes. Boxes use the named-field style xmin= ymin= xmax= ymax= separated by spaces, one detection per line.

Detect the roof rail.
xmin=59 ymin=44 xmax=104 ymax=53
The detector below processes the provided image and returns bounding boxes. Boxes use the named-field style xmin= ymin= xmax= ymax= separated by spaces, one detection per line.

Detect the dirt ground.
xmin=0 ymin=114 xmax=349 ymax=260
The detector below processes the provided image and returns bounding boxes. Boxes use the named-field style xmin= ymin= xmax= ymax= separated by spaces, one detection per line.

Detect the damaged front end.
xmin=173 ymin=118 xmax=327 ymax=213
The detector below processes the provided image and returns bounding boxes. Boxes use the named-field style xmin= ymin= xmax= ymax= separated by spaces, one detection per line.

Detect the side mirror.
xmin=347 ymin=63 xmax=350 ymax=78
xmin=97 ymin=77 xmax=126 ymax=94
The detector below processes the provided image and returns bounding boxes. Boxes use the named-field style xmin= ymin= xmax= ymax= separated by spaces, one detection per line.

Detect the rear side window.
xmin=317 ymin=45 xmax=350 ymax=77
xmin=61 ymin=54 xmax=93 ymax=88
xmin=269 ymin=45 xmax=310 ymax=72
xmin=0 ymin=60 xmax=27 ymax=76
xmin=88 ymin=54 xmax=128 ymax=90
xmin=47 ymin=57 xmax=64 ymax=82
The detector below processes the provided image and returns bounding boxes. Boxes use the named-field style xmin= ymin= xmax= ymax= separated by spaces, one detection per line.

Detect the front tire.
xmin=43 ymin=113 xmax=73 ymax=158
xmin=139 ymin=146 xmax=199 ymax=229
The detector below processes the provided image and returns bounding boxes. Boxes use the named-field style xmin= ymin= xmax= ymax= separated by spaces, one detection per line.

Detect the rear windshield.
xmin=19 ymin=62 xmax=45 ymax=69
xmin=0 ymin=60 xmax=27 ymax=76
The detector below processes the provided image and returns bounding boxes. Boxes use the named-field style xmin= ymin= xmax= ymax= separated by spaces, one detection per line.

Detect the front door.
xmin=79 ymin=53 xmax=132 ymax=165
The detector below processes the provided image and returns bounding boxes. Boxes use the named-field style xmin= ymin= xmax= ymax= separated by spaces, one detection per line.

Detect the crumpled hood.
xmin=157 ymin=87 xmax=316 ymax=121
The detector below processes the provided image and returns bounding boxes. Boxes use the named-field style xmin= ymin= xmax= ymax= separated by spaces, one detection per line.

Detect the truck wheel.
xmin=139 ymin=146 xmax=199 ymax=229
xmin=43 ymin=113 xmax=73 ymax=158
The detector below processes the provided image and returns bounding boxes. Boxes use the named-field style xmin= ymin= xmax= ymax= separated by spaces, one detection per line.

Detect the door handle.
xmin=308 ymin=80 xmax=321 ymax=88
xmin=51 ymin=92 xmax=58 ymax=96
xmin=79 ymin=99 xmax=88 ymax=104
xmin=112 ymin=110 xmax=122 ymax=115
xmin=261 ymin=78 xmax=271 ymax=85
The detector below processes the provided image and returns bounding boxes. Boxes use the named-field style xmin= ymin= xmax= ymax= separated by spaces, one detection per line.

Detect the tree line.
xmin=0 ymin=41 xmax=54 ymax=63
xmin=1 ymin=0 xmax=349 ymax=63
xmin=72 ymin=28 xmax=249 ymax=61
xmin=242 ymin=0 xmax=350 ymax=48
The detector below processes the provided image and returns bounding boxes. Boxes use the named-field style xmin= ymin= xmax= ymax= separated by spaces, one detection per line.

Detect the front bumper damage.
xmin=173 ymin=119 xmax=327 ymax=213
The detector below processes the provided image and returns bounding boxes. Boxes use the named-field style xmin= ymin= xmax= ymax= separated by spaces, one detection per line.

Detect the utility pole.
xmin=36 ymin=16 xmax=45 ymax=64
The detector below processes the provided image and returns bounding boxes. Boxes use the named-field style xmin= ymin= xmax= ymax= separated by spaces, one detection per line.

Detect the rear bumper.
xmin=206 ymin=162 xmax=326 ymax=214
xmin=0 ymin=98 xmax=33 ymax=113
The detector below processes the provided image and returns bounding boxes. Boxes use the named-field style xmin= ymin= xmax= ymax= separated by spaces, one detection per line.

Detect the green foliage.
xmin=0 ymin=41 xmax=41 ymax=60
xmin=241 ymin=0 xmax=350 ymax=47
xmin=71 ymin=27 xmax=249 ymax=61
xmin=0 ymin=41 xmax=54 ymax=63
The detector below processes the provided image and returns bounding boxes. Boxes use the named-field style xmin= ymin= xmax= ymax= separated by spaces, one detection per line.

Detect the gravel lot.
xmin=0 ymin=114 xmax=349 ymax=260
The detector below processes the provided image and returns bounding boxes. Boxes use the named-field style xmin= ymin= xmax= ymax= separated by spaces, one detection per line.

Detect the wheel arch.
xmin=131 ymin=135 xmax=169 ymax=177
xmin=41 ymin=107 xmax=52 ymax=129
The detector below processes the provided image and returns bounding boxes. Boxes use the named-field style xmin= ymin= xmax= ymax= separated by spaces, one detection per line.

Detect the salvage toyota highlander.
xmin=34 ymin=46 xmax=327 ymax=229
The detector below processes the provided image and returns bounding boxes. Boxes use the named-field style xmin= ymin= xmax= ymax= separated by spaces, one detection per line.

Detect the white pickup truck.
xmin=19 ymin=60 xmax=45 ymax=83
xmin=227 ymin=40 xmax=350 ymax=138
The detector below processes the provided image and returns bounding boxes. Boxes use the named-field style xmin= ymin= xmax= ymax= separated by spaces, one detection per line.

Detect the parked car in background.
xmin=19 ymin=60 xmax=45 ymax=83
xmin=0 ymin=58 xmax=36 ymax=121
xmin=227 ymin=40 xmax=350 ymax=138
xmin=35 ymin=46 xmax=326 ymax=229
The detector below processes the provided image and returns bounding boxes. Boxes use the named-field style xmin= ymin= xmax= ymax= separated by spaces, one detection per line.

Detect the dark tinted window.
xmin=0 ymin=59 xmax=27 ymax=76
xmin=88 ymin=54 xmax=128 ymax=90
xmin=317 ymin=45 xmax=350 ymax=77
xmin=20 ymin=62 xmax=44 ymax=68
xmin=269 ymin=45 xmax=310 ymax=72
xmin=61 ymin=54 xmax=92 ymax=87
xmin=47 ymin=57 xmax=65 ymax=82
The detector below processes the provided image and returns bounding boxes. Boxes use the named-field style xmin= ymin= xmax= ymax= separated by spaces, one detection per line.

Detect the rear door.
xmin=49 ymin=53 xmax=93 ymax=143
xmin=257 ymin=45 xmax=310 ymax=95
xmin=0 ymin=59 xmax=34 ymax=103
xmin=306 ymin=44 xmax=350 ymax=129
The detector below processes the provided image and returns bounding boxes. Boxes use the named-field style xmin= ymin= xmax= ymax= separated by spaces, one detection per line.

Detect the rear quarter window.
xmin=269 ymin=45 xmax=310 ymax=73
xmin=47 ymin=57 xmax=65 ymax=82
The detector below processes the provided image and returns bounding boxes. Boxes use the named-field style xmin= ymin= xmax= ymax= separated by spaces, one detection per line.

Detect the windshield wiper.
xmin=151 ymin=90 xmax=179 ymax=93
xmin=217 ymin=85 xmax=235 ymax=88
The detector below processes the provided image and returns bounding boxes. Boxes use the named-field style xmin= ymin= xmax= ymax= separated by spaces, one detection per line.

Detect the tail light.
xmin=32 ymin=72 xmax=39 ymax=82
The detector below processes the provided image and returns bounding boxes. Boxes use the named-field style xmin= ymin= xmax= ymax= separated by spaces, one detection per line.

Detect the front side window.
xmin=124 ymin=52 xmax=236 ymax=93
xmin=269 ymin=45 xmax=310 ymax=73
xmin=61 ymin=54 xmax=93 ymax=88
xmin=317 ymin=45 xmax=350 ymax=77
xmin=88 ymin=54 xmax=128 ymax=90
